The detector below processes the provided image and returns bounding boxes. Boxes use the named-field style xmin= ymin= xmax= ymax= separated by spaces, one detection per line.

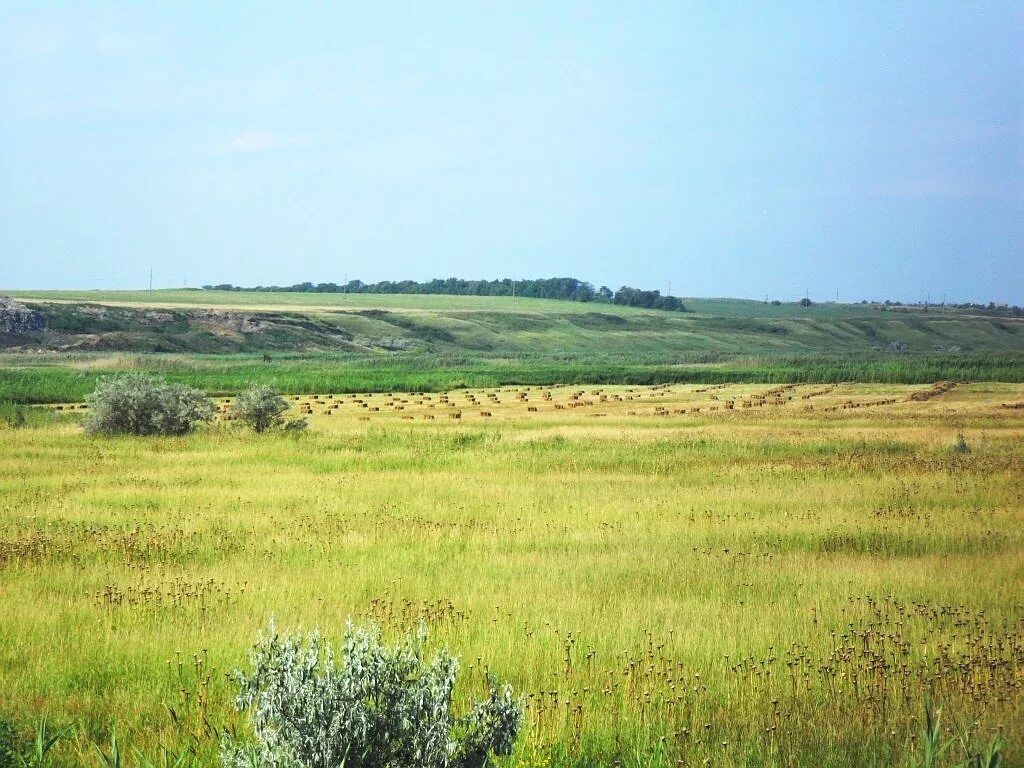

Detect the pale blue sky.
xmin=1 ymin=2 xmax=1021 ymax=302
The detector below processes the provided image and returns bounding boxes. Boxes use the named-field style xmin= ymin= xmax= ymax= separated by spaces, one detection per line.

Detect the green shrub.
xmin=0 ymin=403 xmax=60 ymax=430
xmin=84 ymin=373 xmax=213 ymax=436
xmin=0 ymin=716 xmax=18 ymax=768
xmin=282 ymin=417 xmax=308 ymax=433
xmin=12 ymin=717 xmax=73 ymax=768
xmin=0 ymin=403 xmax=26 ymax=429
xmin=229 ymin=384 xmax=290 ymax=433
xmin=954 ymin=431 xmax=971 ymax=454
xmin=222 ymin=620 xmax=522 ymax=768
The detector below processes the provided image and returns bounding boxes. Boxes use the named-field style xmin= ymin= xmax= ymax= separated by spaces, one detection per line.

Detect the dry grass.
xmin=1 ymin=382 xmax=1022 ymax=766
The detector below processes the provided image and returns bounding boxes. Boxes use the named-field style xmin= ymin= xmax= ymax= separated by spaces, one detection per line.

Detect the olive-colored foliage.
xmin=229 ymin=384 xmax=289 ymax=433
xmin=84 ymin=373 xmax=213 ymax=436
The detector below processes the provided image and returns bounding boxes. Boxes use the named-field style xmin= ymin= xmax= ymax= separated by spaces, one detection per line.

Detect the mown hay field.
xmin=1 ymin=382 xmax=1022 ymax=766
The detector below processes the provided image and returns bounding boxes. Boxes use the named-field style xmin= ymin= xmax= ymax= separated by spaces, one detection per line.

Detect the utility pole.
xmin=149 ymin=269 xmax=153 ymax=295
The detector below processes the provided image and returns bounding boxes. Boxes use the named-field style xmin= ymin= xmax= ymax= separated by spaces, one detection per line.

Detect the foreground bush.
xmin=222 ymin=621 xmax=522 ymax=768
xmin=0 ymin=716 xmax=17 ymax=768
xmin=84 ymin=373 xmax=214 ymax=436
xmin=230 ymin=384 xmax=290 ymax=433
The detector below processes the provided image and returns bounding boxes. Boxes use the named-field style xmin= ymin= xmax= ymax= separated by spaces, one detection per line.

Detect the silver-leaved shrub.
xmin=222 ymin=621 xmax=522 ymax=768
xmin=85 ymin=373 xmax=214 ymax=436
xmin=230 ymin=384 xmax=290 ymax=433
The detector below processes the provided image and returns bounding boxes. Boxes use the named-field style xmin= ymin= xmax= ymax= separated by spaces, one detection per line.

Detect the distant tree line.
xmin=201 ymin=277 xmax=687 ymax=311
xmin=857 ymin=299 xmax=1023 ymax=317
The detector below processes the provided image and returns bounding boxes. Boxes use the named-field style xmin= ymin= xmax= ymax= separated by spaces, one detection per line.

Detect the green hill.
xmin=4 ymin=289 xmax=1022 ymax=357
xmin=0 ymin=290 xmax=1021 ymax=402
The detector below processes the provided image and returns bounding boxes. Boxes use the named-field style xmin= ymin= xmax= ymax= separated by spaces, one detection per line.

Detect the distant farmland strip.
xmin=2 ymin=355 xmax=1022 ymax=404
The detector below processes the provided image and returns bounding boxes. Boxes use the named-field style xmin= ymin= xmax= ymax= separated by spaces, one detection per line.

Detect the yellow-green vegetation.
xmin=1 ymin=382 xmax=1022 ymax=766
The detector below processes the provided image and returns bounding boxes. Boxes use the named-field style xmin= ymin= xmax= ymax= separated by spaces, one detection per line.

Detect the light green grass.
xmin=6 ymin=289 xmax=633 ymax=314
xmin=6 ymin=291 xmax=1022 ymax=370
xmin=1 ymin=383 xmax=1022 ymax=766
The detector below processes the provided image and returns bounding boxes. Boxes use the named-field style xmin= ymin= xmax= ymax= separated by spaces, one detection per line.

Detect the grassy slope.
xmin=1 ymin=290 xmax=1022 ymax=403
xmin=5 ymin=289 xmax=1022 ymax=357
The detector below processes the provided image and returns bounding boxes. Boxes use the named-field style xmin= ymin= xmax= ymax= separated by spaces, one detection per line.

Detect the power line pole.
xmin=149 ymin=269 xmax=153 ymax=296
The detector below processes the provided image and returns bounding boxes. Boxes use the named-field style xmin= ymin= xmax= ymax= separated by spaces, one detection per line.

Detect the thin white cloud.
xmin=227 ymin=132 xmax=312 ymax=153
xmin=1 ymin=9 xmax=154 ymax=58
xmin=228 ymin=132 xmax=277 ymax=152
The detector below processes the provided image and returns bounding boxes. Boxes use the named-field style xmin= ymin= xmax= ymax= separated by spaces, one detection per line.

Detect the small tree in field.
xmin=85 ymin=373 xmax=214 ymax=436
xmin=231 ymin=384 xmax=290 ymax=432
xmin=222 ymin=621 xmax=522 ymax=768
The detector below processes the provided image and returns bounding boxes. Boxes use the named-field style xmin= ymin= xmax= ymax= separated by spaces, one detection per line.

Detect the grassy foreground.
xmin=1 ymin=382 xmax=1022 ymax=766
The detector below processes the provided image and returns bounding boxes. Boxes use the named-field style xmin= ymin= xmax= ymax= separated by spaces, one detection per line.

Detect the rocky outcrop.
xmin=193 ymin=310 xmax=267 ymax=334
xmin=0 ymin=297 xmax=46 ymax=334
